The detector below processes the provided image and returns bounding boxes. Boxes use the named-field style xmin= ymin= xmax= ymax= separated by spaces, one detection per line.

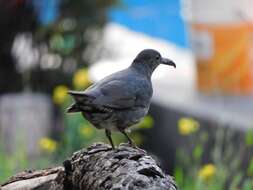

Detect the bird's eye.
xmin=156 ymin=56 xmax=160 ymax=60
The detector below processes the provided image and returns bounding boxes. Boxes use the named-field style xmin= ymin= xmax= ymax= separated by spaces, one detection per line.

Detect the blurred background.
xmin=1 ymin=0 xmax=253 ymax=189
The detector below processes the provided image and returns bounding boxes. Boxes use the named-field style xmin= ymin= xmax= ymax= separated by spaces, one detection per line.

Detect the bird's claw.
xmin=127 ymin=141 xmax=146 ymax=154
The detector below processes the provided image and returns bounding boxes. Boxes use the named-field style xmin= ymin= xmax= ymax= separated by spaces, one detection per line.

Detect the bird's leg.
xmin=120 ymin=129 xmax=135 ymax=147
xmin=105 ymin=129 xmax=115 ymax=149
xmin=120 ymin=129 xmax=146 ymax=153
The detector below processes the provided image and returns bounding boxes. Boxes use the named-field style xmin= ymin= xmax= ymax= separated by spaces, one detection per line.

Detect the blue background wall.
xmin=32 ymin=0 xmax=188 ymax=47
xmin=109 ymin=0 xmax=187 ymax=47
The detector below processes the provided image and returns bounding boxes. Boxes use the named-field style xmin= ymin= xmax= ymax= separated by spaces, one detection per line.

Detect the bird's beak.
xmin=161 ymin=58 xmax=176 ymax=68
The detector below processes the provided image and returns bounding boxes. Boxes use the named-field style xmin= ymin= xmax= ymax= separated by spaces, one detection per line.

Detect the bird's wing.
xmin=91 ymin=80 xmax=137 ymax=110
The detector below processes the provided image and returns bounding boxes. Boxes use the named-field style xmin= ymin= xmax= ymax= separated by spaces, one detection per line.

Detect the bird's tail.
xmin=68 ymin=90 xmax=92 ymax=102
xmin=67 ymin=90 xmax=94 ymax=113
xmin=67 ymin=103 xmax=80 ymax=113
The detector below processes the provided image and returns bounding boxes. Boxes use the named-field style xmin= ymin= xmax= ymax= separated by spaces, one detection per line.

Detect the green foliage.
xmin=0 ymin=141 xmax=29 ymax=182
xmin=193 ymin=144 xmax=203 ymax=161
xmin=247 ymin=157 xmax=253 ymax=176
xmin=0 ymin=143 xmax=51 ymax=183
xmin=245 ymin=129 xmax=253 ymax=146
xmin=57 ymin=104 xmax=108 ymax=156
xmin=242 ymin=179 xmax=253 ymax=190
xmin=175 ymin=120 xmax=253 ymax=190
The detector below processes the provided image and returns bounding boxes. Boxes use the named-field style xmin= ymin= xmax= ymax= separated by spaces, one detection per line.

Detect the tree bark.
xmin=1 ymin=143 xmax=178 ymax=190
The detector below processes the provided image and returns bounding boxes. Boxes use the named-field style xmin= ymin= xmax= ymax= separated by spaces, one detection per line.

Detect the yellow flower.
xmin=73 ymin=68 xmax=90 ymax=89
xmin=178 ymin=117 xmax=199 ymax=135
xmin=39 ymin=137 xmax=57 ymax=153
xmin=79 ymin=124 xmax=94 ymax=138
xmin=198 ymin=164 xmax=216 ymax=181
xmin=53 ymin=85 xmax=68 ymax=105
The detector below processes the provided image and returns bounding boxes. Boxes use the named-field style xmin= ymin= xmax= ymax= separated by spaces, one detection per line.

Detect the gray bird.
xmin=67 ymin=49 xmax=176 ymax=149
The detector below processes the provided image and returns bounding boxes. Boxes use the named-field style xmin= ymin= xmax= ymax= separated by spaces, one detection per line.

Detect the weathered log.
xmin=1 ymin=143 xmax=178 ymax=190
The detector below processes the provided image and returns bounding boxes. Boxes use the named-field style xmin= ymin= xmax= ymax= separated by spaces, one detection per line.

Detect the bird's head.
xmin=131 ymin=49 xmax=176 ymax=76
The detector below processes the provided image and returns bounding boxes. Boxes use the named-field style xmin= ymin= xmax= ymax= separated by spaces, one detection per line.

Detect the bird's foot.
xmin=111 ymin=144 xmax=115 ymax=150
xmin=127 ymin=140 xmax=135 ymax=147
xmin=127 ymin=141 xmax=146 ymax=154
